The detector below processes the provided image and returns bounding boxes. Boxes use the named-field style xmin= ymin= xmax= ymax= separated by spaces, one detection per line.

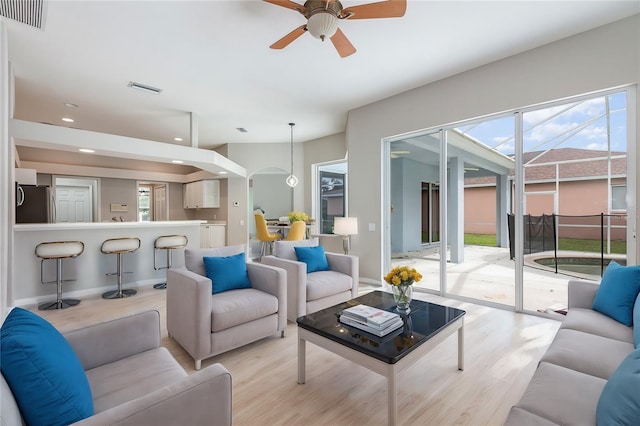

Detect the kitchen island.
xmin=13 ymin=220 xmax=204 ymax=306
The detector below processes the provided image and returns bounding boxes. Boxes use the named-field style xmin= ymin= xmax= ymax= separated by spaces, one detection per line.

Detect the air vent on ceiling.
xmin=236 ymin=127 xmax=248 ymax=133
xmin=0 ymin=0 xmax=46 ymax=30
xmin=127 ymin=81 xmax=162 ymax=95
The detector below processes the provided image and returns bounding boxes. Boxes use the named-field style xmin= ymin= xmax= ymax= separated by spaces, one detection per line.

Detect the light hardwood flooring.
xmin=28 ymin=285 xmax=560 ymax=426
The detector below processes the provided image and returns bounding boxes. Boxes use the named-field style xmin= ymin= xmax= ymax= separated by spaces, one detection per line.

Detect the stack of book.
xmin=340 ymin=304 xmax=403 ymax=337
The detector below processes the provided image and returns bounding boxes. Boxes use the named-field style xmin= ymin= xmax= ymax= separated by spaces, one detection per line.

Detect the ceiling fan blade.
xmin=330 ymin=28 xmax=356 ymax=58
xmin=341 ymin=0 xmax=407 ymax=19
xmin=263 ymin=0 xmax=306 ymax=14
xmin=270 ymin=25 xmax=307 ymax=50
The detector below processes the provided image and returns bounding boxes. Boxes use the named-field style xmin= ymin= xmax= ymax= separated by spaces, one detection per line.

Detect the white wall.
xmin=0 ymin=22 xmax=10 ymax=319
xmin=227 ymin=133 xmax=346 ymax=243
xmin=252 ymin=173 xmax=291 ymax=220
xmin=347 ymin=15 xmax=640 ymax=281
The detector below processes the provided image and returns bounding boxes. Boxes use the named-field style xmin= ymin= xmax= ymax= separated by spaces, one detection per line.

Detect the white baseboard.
xmin=13 ymin=278 xmax=164 ymax=307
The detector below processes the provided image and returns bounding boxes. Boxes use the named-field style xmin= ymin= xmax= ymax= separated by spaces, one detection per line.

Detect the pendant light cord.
xmin=289 ymin=122 xmax=295 ymax=177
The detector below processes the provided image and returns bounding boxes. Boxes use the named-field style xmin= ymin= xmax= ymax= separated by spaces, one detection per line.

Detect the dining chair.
xmin=255 ymin=214 xmax=282 ymax=259
xmin=284 ymin=220 xmax=306 ymax=241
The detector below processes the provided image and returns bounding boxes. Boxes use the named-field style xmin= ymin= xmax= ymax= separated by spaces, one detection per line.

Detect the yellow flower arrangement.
xmin=384 ymin=266 xmax=422 ymax=286
xmin=288 ymin=211 xmax=310 ymax=223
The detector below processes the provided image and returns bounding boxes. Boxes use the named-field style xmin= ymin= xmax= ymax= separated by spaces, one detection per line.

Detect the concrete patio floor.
xmin=391 ymin=245 xmax=605 ymax=313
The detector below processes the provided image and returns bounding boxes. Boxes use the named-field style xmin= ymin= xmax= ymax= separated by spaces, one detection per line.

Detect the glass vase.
xmin=391 ymin=282 xmax=413 ymax=312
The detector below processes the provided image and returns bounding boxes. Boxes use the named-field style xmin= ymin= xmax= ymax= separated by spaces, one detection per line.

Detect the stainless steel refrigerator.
xmin=16 ymin=184 xmax=53 ymax=223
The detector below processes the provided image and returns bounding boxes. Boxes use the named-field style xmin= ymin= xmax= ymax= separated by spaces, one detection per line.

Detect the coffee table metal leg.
xmin=458 ymin=324 xmax=464 ymax=370
xmin=298 ymin=336 xmax=306 ymax=384
xmin=388 ymin=371 xmax=397 ymax=426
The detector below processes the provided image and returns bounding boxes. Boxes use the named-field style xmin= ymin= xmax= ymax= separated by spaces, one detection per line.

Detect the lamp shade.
xmin=307 ymin=12 xmax=338 ymax=41
xmin=334 ymin=217 xmax=358 ymax=236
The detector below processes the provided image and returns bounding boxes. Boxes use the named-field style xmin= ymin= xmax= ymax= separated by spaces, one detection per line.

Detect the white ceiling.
xmin=5 ymin=0 xmax=640 ymax=153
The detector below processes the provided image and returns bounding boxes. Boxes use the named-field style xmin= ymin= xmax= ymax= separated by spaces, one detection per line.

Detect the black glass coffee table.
xmin=296 ymin=291 xmax=466 ymax=426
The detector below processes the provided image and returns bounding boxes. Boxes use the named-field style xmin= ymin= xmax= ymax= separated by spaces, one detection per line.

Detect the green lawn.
xmin=464 ymin=234 xmax=497 ymax=246
xmin=463 ymin=233 xmax=627 ymax=254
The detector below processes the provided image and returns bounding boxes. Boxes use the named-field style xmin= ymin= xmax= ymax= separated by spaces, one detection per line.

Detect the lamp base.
xmin=342 ymin=235 xmax=350 ymax=255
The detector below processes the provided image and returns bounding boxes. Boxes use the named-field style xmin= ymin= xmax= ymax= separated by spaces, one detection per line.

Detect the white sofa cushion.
xmin=306 ymin=270 xmax=353 ymax=301
xmin=514 ymin=362 xmax=606 ymax=426
xmin=210 ymin=288 xmax=279 ymax=332
xmin=86 ymin=347 xmax=186 ymax=413
xmin=561 ymin=307 xmax=633 ymax=343
xmin=541 ymin=328 xmax=634 ymax=380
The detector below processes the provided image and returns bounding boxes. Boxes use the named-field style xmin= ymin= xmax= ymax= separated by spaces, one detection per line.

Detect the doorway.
xmin=138 ymin=182 xmax=168 ymax=221
xmin=53 ymin=176 xmax=98 ymax=222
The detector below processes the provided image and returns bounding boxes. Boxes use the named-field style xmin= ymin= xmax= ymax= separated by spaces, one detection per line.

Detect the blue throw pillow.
xmin=592 ymin=261 xmax=640 ymax=326
xmin=203 ymin=252 xmax=251 ymax=294
xmin=596 ymin=347 xmax=640 ymax=425
xmin=634 ymin=294 xmax=640 ymax=348
xmin=295 ymin=245 xmax=330 ymax=273
xmin=0 ymin=307 xmax=94 ymax=426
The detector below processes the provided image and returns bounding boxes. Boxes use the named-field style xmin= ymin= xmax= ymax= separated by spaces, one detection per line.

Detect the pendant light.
xmin=286 ymin=122 xmax=299 ymax=188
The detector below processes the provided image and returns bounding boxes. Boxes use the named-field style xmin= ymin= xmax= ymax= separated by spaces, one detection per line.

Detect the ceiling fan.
xmin=263 ymin=0 xmax=407 ymax=58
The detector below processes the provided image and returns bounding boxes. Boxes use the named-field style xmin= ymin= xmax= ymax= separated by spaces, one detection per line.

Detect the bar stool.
xmin=153 ymin=234 xmax=188 ymax=289
xmin=35 ymin=241 xmax=84 ymax=310
xmin=101 ymin=237 xmax=141 ymax=299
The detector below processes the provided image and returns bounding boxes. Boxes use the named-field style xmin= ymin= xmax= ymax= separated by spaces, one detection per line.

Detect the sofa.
xmin=505 ymin=277 xmax=640 ymax=425
xmin=1 ymin=309 xmax=232 ymax=426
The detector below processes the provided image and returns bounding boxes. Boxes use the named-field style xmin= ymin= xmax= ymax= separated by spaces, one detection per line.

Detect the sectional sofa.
xmin=505 ymin=275 xmax=640 ymax=425
xmin=1 ymin=309 xmax=232 ymax=426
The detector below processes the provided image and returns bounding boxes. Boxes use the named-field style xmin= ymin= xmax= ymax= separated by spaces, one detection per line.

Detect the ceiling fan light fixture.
xmin=307 ymin=12 xmax=338 ymax=41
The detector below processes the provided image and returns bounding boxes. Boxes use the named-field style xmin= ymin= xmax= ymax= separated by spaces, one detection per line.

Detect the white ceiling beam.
xmin=10 ymin=119 xmax=246 ymax=178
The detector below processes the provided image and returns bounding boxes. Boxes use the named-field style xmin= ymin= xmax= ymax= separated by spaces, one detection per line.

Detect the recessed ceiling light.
xmin=64 ymin=102 xmax=79 ymax=108
xmin=218 ymin=171 xmax=228 ymax=175
xmin=62 ymin=117 xmax=74 ymax=123
xmin=171 ymin=160 xmax=184 ymax=164
xmin=78 ymin=148 xmax=94 ymax=153
xmin=174 ymin=137 xmax=183 ymax=142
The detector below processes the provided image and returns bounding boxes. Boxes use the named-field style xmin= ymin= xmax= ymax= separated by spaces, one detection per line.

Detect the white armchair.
xmin=167 ymin=245 xmax=287 ymax=370
xmin=262 ymin=239 xmax=359 ymax=322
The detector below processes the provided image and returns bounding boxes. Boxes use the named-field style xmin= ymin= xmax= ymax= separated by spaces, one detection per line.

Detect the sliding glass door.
xmin=385 ymin=87 xmax=634 ymax=314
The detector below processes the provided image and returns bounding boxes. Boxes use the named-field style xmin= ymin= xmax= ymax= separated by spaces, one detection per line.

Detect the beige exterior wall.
xmin=465 ymin=178 xmax=627 ymax=240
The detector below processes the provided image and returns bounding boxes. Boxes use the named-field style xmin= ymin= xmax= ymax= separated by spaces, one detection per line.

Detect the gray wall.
xmin=226 ymin=135 xmax=346 ymax=245
xmin=347 ymin=15 xmax=640 ymax=281
xmin=252 ymin=173 xmax=291 ymax=220
xmin=99 ymin=178 xmax=138 ymax=222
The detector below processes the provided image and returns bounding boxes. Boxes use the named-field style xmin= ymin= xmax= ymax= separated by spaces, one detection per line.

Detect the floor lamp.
xmin=334 ymin=217 xmax=358 ymax=255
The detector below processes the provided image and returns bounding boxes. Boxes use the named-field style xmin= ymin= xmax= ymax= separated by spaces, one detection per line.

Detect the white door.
xmin=56 ymin=185 xmax=92 ymax=222
xmin=153 ymin=184 xmax=167 ymax=221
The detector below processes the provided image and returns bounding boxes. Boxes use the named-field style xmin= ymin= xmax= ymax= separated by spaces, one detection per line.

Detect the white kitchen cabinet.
xmin=200 ymin=224 xmax=226 ymax=248
xmin=183 ymin=180 xmax=220 ymax=208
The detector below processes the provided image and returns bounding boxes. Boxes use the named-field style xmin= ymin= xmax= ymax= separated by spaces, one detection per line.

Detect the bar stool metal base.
xmin=102 ymin=289 xmax=137 ymax=299
xmin=38 ymin=299 xmax=81 ymax=310
xmin=153 ymin=283 xmax=166 ymax=289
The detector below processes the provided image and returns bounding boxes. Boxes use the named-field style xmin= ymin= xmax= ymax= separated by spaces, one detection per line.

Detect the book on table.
xmin=339 ymin=314 xmax=403 ymax=337
xmin=341 ymin=304 xmax=400 ymax=329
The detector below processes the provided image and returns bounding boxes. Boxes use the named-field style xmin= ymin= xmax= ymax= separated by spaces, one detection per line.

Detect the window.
xmin=612 ymin=185 xmax=627 ymax=211
xmin=315 ymin=161 xmax=347 ymax=234
xmin=138 ymin=185 xmax=151 ymax=221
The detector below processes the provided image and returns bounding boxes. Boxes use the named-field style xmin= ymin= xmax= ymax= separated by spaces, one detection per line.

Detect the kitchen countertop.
xmin=14 ymin=220 xmax=206 ymax=231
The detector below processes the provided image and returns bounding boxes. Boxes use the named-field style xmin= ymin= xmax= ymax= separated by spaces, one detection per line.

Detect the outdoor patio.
xmin=391 ymin=245 xmax=604 ymax=314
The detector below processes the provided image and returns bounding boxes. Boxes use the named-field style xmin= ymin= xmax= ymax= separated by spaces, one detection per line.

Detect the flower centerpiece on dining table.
xmin=287 ymin=211 xmax=314 ymax=224
xmin=384 ymin=266 xmax=422 ymax=312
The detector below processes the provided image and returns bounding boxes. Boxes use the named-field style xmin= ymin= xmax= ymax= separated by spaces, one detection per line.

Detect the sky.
xmin=456 ymin=91 xmax=627 ymax=156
